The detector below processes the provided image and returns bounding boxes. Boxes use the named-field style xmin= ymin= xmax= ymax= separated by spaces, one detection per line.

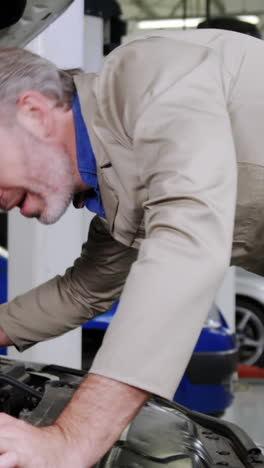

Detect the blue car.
xmin=0 ymin=248 xmax=8 ymax=356
xmin=83 ymin=301 xmax=237 ymax=416
xmin=0 ymin=249 xmax=7 ymax=305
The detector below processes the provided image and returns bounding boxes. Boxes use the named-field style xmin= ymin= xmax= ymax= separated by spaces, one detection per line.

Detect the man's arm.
xmin=0 ymin=216 xmax=137 ymax=350
xmin=89 ymin=37 xmax=238 ymax=399
xmin=56 ymin=373 xmax=150 ymax=466
xmin=0 ymin=374 xmax=149 ymax=468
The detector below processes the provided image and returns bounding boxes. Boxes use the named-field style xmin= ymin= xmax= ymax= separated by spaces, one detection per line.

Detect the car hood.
xmin=0 ymin=357 xmax=262 ymax=467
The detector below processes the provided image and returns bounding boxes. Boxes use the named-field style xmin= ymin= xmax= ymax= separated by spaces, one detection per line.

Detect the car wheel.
xmin=236 ymin=296 xmax=264 ymax=367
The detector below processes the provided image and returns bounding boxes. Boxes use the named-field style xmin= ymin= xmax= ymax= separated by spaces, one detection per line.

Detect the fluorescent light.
xmin=137 ymin=15 xmax=260 ymax=30
xmin=237 ymin=15 xmax=260 ymax=25
xmin=0 ymin=247 xmax=8 ymax=259
xmin=137 ymin=18 xmax=202 ymax=29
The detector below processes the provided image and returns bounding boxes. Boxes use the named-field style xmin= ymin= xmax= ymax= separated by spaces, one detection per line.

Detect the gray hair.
xmin=0 ymin=47 xmax=75 ymax=117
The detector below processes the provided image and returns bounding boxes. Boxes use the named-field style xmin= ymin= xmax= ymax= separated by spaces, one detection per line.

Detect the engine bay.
xmin=0 ymin=357 xmax=263 ymax=467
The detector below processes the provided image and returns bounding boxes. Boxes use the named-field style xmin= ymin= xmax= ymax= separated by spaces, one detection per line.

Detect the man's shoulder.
xmin=93 ymin=32 xmax=227 ymax=134
xmin=109 ymin=29 xmax=259 ymax=87
xmin=116 ymin=28 xmax=253 ymax=58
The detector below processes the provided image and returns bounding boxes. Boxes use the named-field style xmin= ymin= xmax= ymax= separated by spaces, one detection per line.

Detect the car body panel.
xmin=174 ymin=376 xmax=233 ymax=414
xmin=0 ymin=253 xmax=8 ymax=356
xmin=194 ymin=327 xmax=235 ymax=352
xmin=0 ymin=254 xmax=7 ymax=305
xmin=236 ymin=268 xmax=264 ymax=306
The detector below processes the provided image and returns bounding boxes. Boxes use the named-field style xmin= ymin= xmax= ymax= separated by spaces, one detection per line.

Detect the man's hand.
xmin=0 ymin=329 xmax=13 ymax=347
xmin=0 ymin=374 xmax=150 ymax=468
xmin=0 ymin=414 xmax=83 ymax=468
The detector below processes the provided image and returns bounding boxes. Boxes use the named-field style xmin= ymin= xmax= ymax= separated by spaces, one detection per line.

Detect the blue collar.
xmin=72 ymin=94 xmax=105 ymax=218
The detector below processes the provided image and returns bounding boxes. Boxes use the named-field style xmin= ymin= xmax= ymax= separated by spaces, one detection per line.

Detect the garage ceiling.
xmin=118 ymin=0 xmax=264 ymax=34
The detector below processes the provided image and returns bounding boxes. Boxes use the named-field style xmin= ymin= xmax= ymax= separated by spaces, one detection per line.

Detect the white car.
xmin=236 ymin=267 xmax=264 ymax=367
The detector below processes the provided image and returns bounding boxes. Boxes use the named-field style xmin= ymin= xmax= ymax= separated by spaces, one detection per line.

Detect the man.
xmin=0 ymin=27 xmax=262 ymax=467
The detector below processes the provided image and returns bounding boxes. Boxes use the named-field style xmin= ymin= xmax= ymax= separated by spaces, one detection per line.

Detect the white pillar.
xmin=8 ymin=208 xmax=85 ymax=367
xmin=26 ymin=0 xmax=84 ymax=69
xmin=83 ymin=15 xmax=104 ymax=73
xmin=8 ymin=0 xmax=86 ymax=368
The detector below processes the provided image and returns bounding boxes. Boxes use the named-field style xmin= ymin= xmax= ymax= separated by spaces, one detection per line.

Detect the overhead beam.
xmin=129 ymin=0 xmax=226 ymax=20
xmin=170 ymin=0 xmax=184 ymax=17
xmin=130 ymin=0 xmax=158 ymax=18
xmin=212 ymin=0 xmax=226 ymax=14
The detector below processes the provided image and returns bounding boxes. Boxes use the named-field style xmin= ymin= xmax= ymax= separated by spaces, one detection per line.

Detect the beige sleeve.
xmin=90 ymin=39 xmax=238 ymax=399
xmin=0 ymin=216 xmax=137 ymax=351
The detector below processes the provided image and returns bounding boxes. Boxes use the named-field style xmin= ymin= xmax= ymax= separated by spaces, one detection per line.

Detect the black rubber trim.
xmin=186 ymin=349 xmax=238 ymax=385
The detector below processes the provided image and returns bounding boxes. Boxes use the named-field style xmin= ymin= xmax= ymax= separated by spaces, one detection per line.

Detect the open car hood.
xmin=0 ymin=357 xmax=262 ymax=468
xmin=0 ymin=0 xmax=74 ymax=47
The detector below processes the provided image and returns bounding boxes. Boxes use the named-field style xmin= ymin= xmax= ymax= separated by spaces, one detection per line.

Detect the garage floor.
xmin=224 ymin=379 xmax=264 ymax=449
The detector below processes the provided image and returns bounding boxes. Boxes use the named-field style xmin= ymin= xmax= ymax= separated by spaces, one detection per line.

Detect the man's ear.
xmin=16 ymin=91 xmax=55 ymax=141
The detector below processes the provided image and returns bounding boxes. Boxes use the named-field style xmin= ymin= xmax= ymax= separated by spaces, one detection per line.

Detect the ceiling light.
xmin=237 ymin=15 xmax=260 ymax=25
xmin=137 ymin=15 xmax=260 ymax=30
xmin=0 ymin=247 xmax=8 ymax=260
xmin=137 ymin=18 xmax=202 ymax=29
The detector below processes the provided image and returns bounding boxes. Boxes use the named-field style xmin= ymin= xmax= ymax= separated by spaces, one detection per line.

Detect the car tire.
xmin=236 ymin=296 xmax=264 ymax=367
